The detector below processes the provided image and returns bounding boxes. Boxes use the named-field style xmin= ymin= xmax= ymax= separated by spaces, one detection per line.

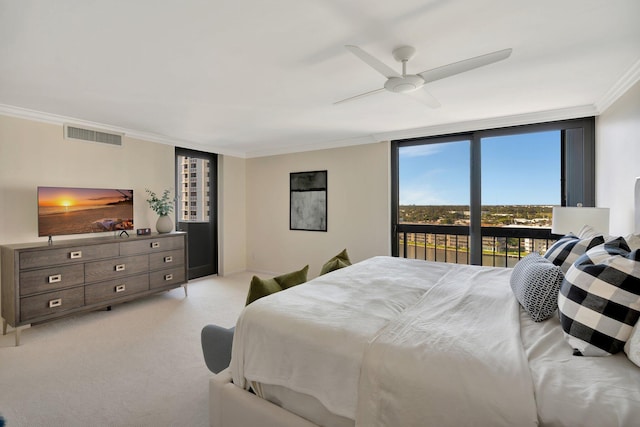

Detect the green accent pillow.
xmin=245 ymin=265 xmax=309 ymax=305
xmin=276 ymin=265 xmax=310 ymax=289
xmin=320 ymin=249 xmax=351 ymax=275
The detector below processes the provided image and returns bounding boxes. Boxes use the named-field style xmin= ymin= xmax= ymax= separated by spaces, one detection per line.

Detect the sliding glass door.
xmin=175 ymin=147 xmax=218 ymax=279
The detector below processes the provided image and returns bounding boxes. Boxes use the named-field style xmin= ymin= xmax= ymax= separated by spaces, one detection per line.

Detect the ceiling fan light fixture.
xmin=384 ymin=75 xmax=424 ymax=93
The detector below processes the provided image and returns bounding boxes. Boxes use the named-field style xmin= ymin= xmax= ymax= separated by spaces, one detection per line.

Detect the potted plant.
xmin=145 ymin=188 xmax=174 ymax=233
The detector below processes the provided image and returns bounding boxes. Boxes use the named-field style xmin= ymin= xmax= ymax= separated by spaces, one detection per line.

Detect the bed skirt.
xmin=210 ymin=368 xmax=319 ymax=427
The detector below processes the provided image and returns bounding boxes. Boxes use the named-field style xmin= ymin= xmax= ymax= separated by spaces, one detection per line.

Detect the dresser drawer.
xmin=149 ymin=267 xmax=186 ymax=290
xmin=19 ymin=243 xmax=119 ymax=269
xmin=85 ymin=273 xmax=150 ymax=305
xmin=20 ymin=287 xmax=84 ymax=321
xmin=120 ymin=235 xmax=184 ymax=255
xmin=149 ymin=249 xmax=185 ymax=271
xmin=2 ymin=233 xmax=188 ymax=344
xmin=85 ymin=254 xmax=149 ymax=283
xmin=20 ymin=264 xmax=84 ymax=296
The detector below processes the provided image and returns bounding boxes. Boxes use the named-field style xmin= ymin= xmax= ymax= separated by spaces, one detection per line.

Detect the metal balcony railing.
xmin=396 ymin=224 xmax=557 ymax=268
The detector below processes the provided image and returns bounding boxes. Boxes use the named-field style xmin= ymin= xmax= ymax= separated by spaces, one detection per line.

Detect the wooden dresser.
xmin=1 ymin=232 xmax=188 ymax=345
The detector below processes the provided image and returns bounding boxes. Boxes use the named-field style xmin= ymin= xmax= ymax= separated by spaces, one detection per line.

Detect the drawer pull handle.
xmin=49 ymin=298 xmax=62 ymax=308
xmin=48 ymin=274 xmax=62 ymax=284
xmin=115 ymin=264 xmax=126 ymax=272
xmin=164 ymin=256 xmax=173 ymax=263
xmin=151 ymin=242 xmax=160 ymax=249
xmin=115 ymin=284 xmax=126 ymax=293
xmin=70 ymin=251 xmax=82 ymax=259
xmin=164 ymin=274 xmax=173 ymax=281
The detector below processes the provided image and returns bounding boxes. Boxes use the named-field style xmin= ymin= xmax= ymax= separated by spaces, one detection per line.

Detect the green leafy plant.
xmin=145 ymin=188 xmax=174 ymax=216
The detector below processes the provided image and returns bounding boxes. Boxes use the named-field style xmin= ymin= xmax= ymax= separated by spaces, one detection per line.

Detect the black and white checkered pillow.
xmin=558 ymin=237 xmax=640 ymax=356
xmin=544 ymin=234 xmax=605 ymax=273
xmin=510 ymin=253 xmax=564 ymax=322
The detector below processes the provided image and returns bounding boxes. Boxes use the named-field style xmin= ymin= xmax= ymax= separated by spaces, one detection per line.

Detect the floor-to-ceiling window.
xmin=391 ymin=117 xmax=595 ymax=266
xmin=397 ymin=137 xmax=471 ymax=263
xmin=478 ymin=130 xmax=561 ymax=266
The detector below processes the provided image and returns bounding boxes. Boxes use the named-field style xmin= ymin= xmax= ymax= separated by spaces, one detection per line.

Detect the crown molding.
xmin=595 ymin=58 xmax=640 ymax=114
xmin=245 ymin=104 xmax=598 ymax=158
xmin=0 ymin=104 xmax=126 ymax=133
xmin=370 ymin=105 xmax=598 ymax=143
xmin=0 ymin=102 xmax=611 ymax=159
xmin=0 ymin=104 xmax=247 ymax=158
xmin=244 ymin=134 xmax=378 ymax=158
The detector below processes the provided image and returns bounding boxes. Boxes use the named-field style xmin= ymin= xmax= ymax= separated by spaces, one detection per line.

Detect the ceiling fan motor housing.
xmin=384 ymin=75 xmax=425 ymax=93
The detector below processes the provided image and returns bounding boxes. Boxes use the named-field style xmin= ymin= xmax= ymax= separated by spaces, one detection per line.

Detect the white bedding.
xmin=356 ymin=263 xmax=538 ymax=426
xmin=520 ymin=309 xmax=640 ymax=427
xmin=230 ymin=256 xmax=640 ymax=427
xmin=231 ymin=256 xmax=453 ymax=419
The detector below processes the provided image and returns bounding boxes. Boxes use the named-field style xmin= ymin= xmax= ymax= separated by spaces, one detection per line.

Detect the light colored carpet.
xmin=0 ymin=271 xmax=253 ymax=427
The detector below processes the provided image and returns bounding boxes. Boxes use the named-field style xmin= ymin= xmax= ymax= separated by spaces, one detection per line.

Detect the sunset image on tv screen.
xmin=38 ymin=187 xmax=134 ymax=237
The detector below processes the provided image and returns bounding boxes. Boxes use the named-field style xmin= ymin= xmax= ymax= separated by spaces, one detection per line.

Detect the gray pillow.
xmin=510 ymin=252 xmax=564 ymax=322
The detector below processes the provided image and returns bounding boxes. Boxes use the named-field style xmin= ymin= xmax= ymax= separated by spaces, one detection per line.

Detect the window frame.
xmin=391 ymin=117 xmax=595 ymax=263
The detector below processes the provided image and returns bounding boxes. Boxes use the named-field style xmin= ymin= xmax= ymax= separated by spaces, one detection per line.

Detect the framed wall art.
xmin=290 ymin=170 xmax=327 ymax=232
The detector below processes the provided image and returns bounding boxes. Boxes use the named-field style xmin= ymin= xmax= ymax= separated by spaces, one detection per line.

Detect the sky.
xmin=399 ymin=130 xmax=561 ymax=206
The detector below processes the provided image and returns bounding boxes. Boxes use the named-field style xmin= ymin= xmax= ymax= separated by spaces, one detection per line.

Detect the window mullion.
xmin=470 ymin=135 xmax=482 ymax=265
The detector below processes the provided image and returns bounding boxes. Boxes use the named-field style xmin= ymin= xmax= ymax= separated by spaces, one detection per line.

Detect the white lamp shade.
xmin=551 ymin=207 xmax=610 ymax=235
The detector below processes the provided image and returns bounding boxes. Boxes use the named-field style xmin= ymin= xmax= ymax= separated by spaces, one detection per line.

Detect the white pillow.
xmin=624 ymin=234 xmax=640 ymax=251
xmin=577 ymin=224 xmax=605 ymax=239
xmin=625 ymin=322 xmax=640 ymax=367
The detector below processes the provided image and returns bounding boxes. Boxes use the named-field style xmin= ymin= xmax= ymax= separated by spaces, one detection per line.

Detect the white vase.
xmin=156 ymin=214 xmax=174 ymax=233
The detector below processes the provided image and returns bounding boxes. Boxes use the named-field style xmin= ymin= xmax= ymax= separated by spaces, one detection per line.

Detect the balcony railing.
xmin=396 ymin=224 xmax=557 ymax=268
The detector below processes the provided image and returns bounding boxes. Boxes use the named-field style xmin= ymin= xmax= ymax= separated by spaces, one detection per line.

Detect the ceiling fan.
xmin=335 ymin=45 xmax=513 ymax=107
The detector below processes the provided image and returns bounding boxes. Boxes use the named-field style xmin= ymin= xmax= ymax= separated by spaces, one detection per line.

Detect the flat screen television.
xmin=38 ymin=186 xmax=134 ymax=237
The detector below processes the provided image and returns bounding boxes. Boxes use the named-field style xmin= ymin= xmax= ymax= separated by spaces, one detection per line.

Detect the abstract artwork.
xmin=290 ymin=170 xmax=327 ymax=231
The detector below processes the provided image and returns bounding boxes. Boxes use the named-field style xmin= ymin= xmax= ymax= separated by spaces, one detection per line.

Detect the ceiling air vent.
xmin=64 ymin=124 xmax=123 ymax=146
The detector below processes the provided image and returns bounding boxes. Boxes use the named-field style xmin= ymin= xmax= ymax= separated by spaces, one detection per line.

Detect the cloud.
xmin=399 ymin=144 xmax=441 ymax=159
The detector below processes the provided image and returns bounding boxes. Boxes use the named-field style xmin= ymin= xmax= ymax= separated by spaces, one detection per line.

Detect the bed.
xmin=210 ymin=255 xmax=640 ymax=427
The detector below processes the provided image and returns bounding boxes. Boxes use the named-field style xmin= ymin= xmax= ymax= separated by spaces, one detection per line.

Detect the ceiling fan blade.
xmin=345 ymin=45 xmax=400 ymax=78
xmin=418 ymin=48 xmax=512 ymax=84
xmin=334 ymin=88 xmax=386 ymax=105
xmin=404 ymin=88 xmax=441 ymax=108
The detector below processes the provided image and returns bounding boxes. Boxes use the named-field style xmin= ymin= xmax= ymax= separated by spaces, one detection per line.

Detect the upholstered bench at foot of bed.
xmin=210 ymin=368 xmax=319 ymax=427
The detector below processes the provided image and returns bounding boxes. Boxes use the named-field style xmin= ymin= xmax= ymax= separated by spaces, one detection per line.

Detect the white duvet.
xmin=356 ymin=261 xmax=538 ymax=426
xmin=231 ymin=256 xmax=538 ymax=426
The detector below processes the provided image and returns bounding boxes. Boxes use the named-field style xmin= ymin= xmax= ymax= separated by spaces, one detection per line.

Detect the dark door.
xmin=175 ymin=148 xmax=218 ymax=279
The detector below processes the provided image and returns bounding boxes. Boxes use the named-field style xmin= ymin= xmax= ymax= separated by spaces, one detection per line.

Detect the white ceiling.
xmin=1 ymin=0 xmax=639 ymax=158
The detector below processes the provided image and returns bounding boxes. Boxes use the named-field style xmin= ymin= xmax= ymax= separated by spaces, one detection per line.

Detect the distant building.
xmin=178 ymin=157 xmax=210 ymax=222
xmin=523 ymin=238 xmax=550 ymax=254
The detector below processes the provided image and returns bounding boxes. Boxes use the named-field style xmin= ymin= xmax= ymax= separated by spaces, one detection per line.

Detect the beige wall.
xmin=245 ymin=142 xmax=390 ymax=278
xmin=0 ymin=115 xmax=175 ymax=245
xmin=596 ymin=80 xmax=640 ymax=236
xmin=218 ymin=155 xmax=247 ymax=275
